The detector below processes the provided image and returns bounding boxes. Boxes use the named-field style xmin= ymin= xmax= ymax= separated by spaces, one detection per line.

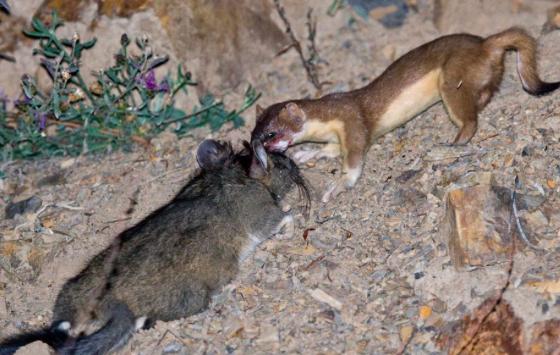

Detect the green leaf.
xmin=24 ymin=30 xmax=51 ymax=39
xmin=81 ymin=38 xmax=97 ymax=49
xmin=31 ymin=17 xmax=48 ymax=33
xmin=53 ymin=91 xmax=61 ymax=119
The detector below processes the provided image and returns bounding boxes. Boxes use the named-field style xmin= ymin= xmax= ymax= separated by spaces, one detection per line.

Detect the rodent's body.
xmin=252 ymin=28 xmax=560 ymax=202
xmin=0 ymin=141 xmax=306 ymax=355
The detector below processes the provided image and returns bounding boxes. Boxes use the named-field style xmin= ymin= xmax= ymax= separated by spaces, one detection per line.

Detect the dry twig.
xmin=273 ymin=0 xmax=326 ymax=91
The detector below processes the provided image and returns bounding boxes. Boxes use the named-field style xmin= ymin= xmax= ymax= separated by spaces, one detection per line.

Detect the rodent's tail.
xmin=0 ymin=323 xmax=69 ymax=355
xmin=58 ymin=302 xmax=136 ymax=355
xmin=484 ymin=27 xmax=560 ymax=96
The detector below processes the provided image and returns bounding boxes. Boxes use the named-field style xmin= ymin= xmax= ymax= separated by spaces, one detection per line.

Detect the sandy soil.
xmin=1 ymin=1 xmax=560 ymax=354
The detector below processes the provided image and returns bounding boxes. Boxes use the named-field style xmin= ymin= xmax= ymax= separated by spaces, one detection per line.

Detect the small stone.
xmin=399 ymin=325 xmax=413 ymax=344
xmin=255 ymin=324 xmax=279 ymax=345
xmin=14 ymin=341 xmax=50 ymax=355
xmin=163 ymin=341 xmax=183 ymax=353
xmin=524 ymin=210 xmax=549 ymax=227
xmin=382 ymin=45 xmax=396 ymax=61
xmin=5 ymin=196 xmax=42 ymax=219
xmin=36 ymin=172 xmax=66 ymax=187
xmin=546 ymin=179 xmax=556 ymax=189
xmin=307 ymin=288 xmax=343 ymax=310
xmin=419 ymin=305 xmax=432 ymax=320
xmin=60 ymin=158 xmax=76 ymax=169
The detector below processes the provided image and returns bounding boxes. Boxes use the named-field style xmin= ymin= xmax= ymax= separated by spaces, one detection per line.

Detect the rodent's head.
xmin=251 ymin=102 xmax=306 ymax=153
xmin=196 ymin=139 xmax=310 ymax=214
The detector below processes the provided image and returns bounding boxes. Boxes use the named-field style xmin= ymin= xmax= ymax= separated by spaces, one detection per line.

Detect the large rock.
xmin=433 ymin=0 xmax=550 ymax=35
xmin=30 ymin=0 xmax=288 ymax=92
xmin=153 ymin=0 xmax=288 ymax=92
xmin=444 ymin=173 xmax=515 ymax=269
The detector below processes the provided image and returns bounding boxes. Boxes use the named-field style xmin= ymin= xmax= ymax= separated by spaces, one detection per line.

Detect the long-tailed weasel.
xmin=251 ymin=27 xmax=560 ymax=202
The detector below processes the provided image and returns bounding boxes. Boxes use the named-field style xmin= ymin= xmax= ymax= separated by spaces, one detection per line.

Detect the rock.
xmin=444 ymin=173 xmax=516 ymax=269
xmin=255 ymin=324 xmax=279 ymax=345
xmin=153 ymin=0 xmax=288 ymax=91
xmin=527 ymin=319 xmax=560 ymax=355
xmin=307 ymin=288 xmax=343 ymax=310
xmin=523 ymin=210 xmax=549 ymax=228
xmin=60 ymin=158 xmax=76 ymax=169
xmin=36 ymin=171 xmax=66 ymax=187
xmin=395 ymin=168 xmax=421 ymax=183
xmin=419 ymin=305 xmax=432 ymax=320
xmin=439 ymin=298 xmax=560 ymax=355
xmin=433 ymin=0 xmax=532 ymax=34
xmin=348 ymin=0 xmax=409 ymax=28
xmin=399 ymin=325 xmax=413 ymax=344
xmin=542 ymin=5 xmax=560 ymax=34
xmin=14 ymin=341 xmax=51 ymax=355
xmin=162 ymin=341 xmax=183 ymax=353
xmin=438 ymin=297 xmax=523 ymax=355
xmin=5 ymin=196 xmax=42 ymax=219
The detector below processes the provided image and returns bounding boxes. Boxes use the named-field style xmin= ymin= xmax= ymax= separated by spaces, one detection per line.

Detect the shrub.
xmin=0 ymin=12 xmax=260 ymax=160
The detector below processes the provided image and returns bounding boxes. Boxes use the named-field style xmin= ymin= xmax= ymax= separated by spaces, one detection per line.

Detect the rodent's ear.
xmin=249 ymin=139 xmax=269 ymax=179
xmin=285 ymin=102 xmax=306 ymax=123
xmin=196 ymin=139 xmax=232 ymax=170
xmin=256 ymin=104 xmax=264 ymax=117
xmin=251 ymin=139 xmax=268 ymax=171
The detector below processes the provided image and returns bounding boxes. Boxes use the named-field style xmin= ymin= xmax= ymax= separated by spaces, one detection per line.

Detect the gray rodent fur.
xmin=0 ymin=139 xmax=309 ymax=355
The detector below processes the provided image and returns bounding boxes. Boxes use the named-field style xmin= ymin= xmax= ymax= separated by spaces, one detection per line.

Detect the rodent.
xmin=0 ymin=139 xmax=309 ymax=355
xmin=251 ymin=27 xmax=560 ymax=202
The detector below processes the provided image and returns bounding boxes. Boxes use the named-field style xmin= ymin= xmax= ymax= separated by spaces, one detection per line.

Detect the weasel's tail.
xmin=0 ymin=323 xmax=69 ymax=355
xmin=58 ymin=302 xmax=136 ymax=355
xmin=484 ymin=27 xmax=560 ymax=96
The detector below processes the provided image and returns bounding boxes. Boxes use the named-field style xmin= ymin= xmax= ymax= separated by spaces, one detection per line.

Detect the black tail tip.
xmin=524 ymin=81 xmax=560 ymax=96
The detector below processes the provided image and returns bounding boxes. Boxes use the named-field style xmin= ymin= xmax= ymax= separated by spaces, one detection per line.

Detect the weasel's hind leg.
xmin=439 ymin=79 xmax=480 ymax=145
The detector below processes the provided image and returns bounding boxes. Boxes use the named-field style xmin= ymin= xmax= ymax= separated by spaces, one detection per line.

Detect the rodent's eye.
xmin=266 ymin=132 xmax=276 ymax=140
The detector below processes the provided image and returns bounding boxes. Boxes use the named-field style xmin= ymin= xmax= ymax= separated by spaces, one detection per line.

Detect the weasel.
xmin=251 ymin=27 xmax=560 ymax=202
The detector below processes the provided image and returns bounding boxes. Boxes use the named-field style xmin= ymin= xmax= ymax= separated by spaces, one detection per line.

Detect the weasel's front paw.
xmin=321 ymin=180 xmax=347 ymax=203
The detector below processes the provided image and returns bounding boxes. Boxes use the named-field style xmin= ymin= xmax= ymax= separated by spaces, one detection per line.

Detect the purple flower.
xmin=13 ymin=96 xmax=31 ymax=108
xmin=158 ymin=78 xmax=170 ymax=93
xmin=34 ymin=111 xmax=47 ymax=130
xmin=141 ymin=70 xmax=158 ymax=91
xmin=138 ymin=70 xmax=170 ymax=92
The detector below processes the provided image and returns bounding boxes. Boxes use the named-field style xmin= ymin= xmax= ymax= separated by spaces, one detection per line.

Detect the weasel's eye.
xmin=266 ymin=132 xmax=276 ymax=140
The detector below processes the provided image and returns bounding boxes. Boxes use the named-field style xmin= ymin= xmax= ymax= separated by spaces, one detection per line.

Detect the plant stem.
xmin=163 ymin=102 xmax=221 ymax=125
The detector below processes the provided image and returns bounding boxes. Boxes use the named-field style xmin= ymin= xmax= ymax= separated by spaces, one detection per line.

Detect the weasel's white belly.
xmin=374 ymin=69 xmax=441 ymax=138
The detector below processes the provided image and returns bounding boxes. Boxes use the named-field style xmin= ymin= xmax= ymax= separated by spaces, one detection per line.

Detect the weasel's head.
xmin=251 ymin=102 xmax=306 ymax=153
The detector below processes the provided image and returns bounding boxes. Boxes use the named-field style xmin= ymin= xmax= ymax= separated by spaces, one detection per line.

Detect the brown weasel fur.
xmin=251 ymin=27 xmax=560 ymax=202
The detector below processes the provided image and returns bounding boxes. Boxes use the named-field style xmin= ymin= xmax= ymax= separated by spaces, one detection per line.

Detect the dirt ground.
xmin=1 ymin=1 xmax=560 ymax=354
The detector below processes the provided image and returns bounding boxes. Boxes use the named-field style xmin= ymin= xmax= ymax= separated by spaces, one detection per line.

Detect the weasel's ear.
xmin=196 ymin=139 xmax=232 ymax=170
xmin=256 ymin=104 xmax=264 ymax=117
xmin=285 ymin=102 xmax=306 ymax=124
